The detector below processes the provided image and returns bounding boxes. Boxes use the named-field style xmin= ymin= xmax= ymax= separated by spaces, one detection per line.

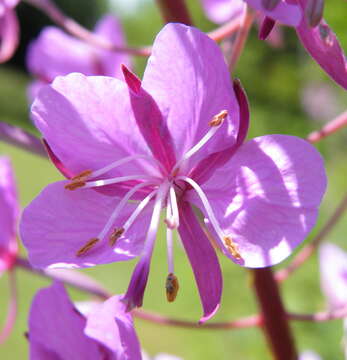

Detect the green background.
xmin=1 ymin=0 xmax=347 ymax=358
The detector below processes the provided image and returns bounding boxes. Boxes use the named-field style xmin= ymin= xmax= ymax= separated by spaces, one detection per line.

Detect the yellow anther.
xmin=76 ymin=238 xmax=99 ymax=257
xmin=223 ymin=236 xmax=243 ymax=260
xmin=71 ymin=170 xmax=92 ymax=181
xmin=109 ymin=228 xmax=125 ymax=246
xmin=166 ymin=273 xmax=179 ymax=302
xmin=208 ymin=110 xmax=228 ymax=127
xmin=65 ymin=181 xmax=86 ymax=191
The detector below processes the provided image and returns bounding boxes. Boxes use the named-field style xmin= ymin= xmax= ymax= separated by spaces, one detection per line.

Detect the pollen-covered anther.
xmin=65 ymin=181 xmax=86 ymax=191
xmin=76 ymin=238 xmax=99 ymax=257
xmin=223 ymin=236 xmax=243 ymax=260
xmin=65 ymin=170 xmax=92 ymax=190
xmin=71 ymin=170 xmax=92 ymax=181
xmin=208 ymin=110 xmax=228 ymax=127
xmin=109 ymin=227 xmax=125 ymax=246
xmin=165 ymin=273 xmax=179 ymax=302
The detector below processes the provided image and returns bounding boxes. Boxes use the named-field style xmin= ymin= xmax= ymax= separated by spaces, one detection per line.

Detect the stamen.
xmin=208 ymin=110 xmax=228 ymax=127
xmin=177 ymin=176 xmax=243 ymax=260
xmin=83 ymin=175 xmax=157 ymax=189
xmin=65 ymin=181 xmax=86 ymax=191
xmin=109 ymin=228 xmax=125 ymax=247
xmin=92 ymin=154 xmax=166 ymax=178
xmin=71 ymin=170 xmax=93 ymax=181
xmin=224 ymin=236 xmax=242 ymax=260
xmin=165 ymin=273 xmax=179 ymax=302
xmin=76 ymin=238 xmax=99 ymax=257
xmin=171 ymin=110 xmax=227 ymax=175
xmin=169 ymin=186 xmax=179 ymax=228
xmin=166 ymin=201 xmax=175 ymax=274
xmin=96 ymin=181 xmax=157 ymax=242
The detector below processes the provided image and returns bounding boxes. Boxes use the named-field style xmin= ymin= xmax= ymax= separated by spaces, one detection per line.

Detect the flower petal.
xmin=20 ymin=181 xmax=151 ymax=269
xmin=142 ymin=23 xmax=239 ymax=167
xmin=28 ymin=282 xmax=104 ymax=360
xmin=245 ymin=0 xmax=303 ymax=26
xmin=94 ymin=14 xmax=131 ymax=77
xmin=319 ymin=243 xmax=347 ymax=310
xmin=296 ymin=18 xmax=347 ymax=90
xmin=31 ymin=73 xmax=158 ymax=177
xmin=187 ymin=135 xmax=326 ymax=267
xmin=0 ymin=157 xmax=18 ymax=275
xmin=0 ymin=8 xmax=19 ymax=63
xmin=85 ymin=294 xmax=142 ymax=359
xmin=178 ymin=202 xmax=222 ymax=323
xmin=201 ymin=0 xmax=245 ymax=24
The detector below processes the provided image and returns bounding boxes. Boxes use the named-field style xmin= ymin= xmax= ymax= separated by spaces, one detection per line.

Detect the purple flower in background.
xmin=21 ymin=23 xmax=326 ymax=322
xmin=319 ymin=243 xmax=347 ymax=310
xmin=0 ymin=0 xmax=20 ymax=63
xmin=26 ymin=14 xmax=130 ymax=101
xmin=28 ymin=282 xmax=142 ymax=359
xmin=0 ymin=157 xmax=18 ymax=276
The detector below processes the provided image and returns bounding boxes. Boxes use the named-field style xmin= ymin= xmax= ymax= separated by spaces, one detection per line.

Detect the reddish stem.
xmin=155 ymin=0 xmax=192 ymax=25
xmin=288 ymin=305 xmax=347 ymax=322
xmin=253 ymin=268 xmax=297 ymax=360
xmin=275 ymin=190 xmax=347 ymax=282
xmin=307 ymin=110 xmax=347 ymax=143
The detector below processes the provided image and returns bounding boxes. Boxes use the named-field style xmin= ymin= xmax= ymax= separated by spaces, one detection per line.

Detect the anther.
xmin=76 ymin=238 xmax=99 ymax=257
xmin=71 ymin=170 xmax=92 ymax=181
xmin=223 ymin=236 xmax=242 ymax=260
xmin=65 ymin=181 xmax=86 ymax=190
xmin=166 ymin=273 xmax=179 ymax=302
xmin=164 ymin=218 xmax=177 ymax=229
xmin=208 ymin=110 xmax=228 ymax=127
xmin=109 ymin=227 xmax=125 ymax=246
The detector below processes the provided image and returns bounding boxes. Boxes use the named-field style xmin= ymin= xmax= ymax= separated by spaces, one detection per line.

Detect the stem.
xmin=252 ymin=268 xmax=297 ymax=360
xmin=228 ymin=7 xmax=255 ymax=73
xmin=288 ymin=305 xmax=347 ymax=322
xmin=155 ymin=0 xmax=192 ymax=25
xmin=307 ymin=110 xmax=347 ymax=143
xmin=275 ymin=190 xmax=347 ymax=282
xmin=0 ymin=122 xmax=46 ymax=157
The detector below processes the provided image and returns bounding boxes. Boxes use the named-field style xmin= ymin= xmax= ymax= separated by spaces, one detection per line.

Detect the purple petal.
xmin=201 ymin=0 xmax=245 ymax=24
xmin=296 ymin=17 xmax=347 ymax=90
xmin=85 ymin=295 xmax=142 ymax=359
xmin=245 ymin=0 xmax=303 ymax=26
xmin=189 ymin=79 xmax=250 ymax=184
xmin=187 ymin=135 xmax=326 ymax=267
xmin=319 ymin=243 xmax=347 ymax=310
xmin=31 ymin=73 xmax=158 ymax=178
xmin=122 ymin=65 xmax=176 ymax=172
xmin=28 ymin=282 xmax=105 ymax=360
xmin=142 ymin=23 xmax=240 ymax=168
xmin=303 ymin=0 xmax=324 ymax=27
xmin=0 ymin=157 xmax=18 ymax=275
xmin=0 ymin=8 xmax=19 ymax=63
xmin=94 ymin=14 xmax=131 ymax=77
xmin=20 ymin=181 xmax=151 ymax=269
xmin=178 ymin=202 xmax=222 ymax=323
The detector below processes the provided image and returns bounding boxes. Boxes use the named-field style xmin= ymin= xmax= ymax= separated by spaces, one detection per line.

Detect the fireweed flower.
xmin=28 ymin=282 xmax=142 ymax=359
xmin=299 ymin=351 xmax=322 ymax=360
xmin=26 ymin=14 xmax=130 ymax=101
xmin=0 ymin=156 xmax=18 ymax=276
xmin=21 ymin=23 xmax=326 ymax=322
xmin=0 ymin=156 xmax=19 ymax=343
xmin=319 ymin=243 xmax=347 ymax=310
xmin=0 ymin=0 xmax=20 ymax=62
xmin=202 ymin=0 xmax=347 ymax=90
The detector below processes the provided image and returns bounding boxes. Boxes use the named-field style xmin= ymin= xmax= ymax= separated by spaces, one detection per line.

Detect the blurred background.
xmin=0 ymin=0 xmax=347 ymax=358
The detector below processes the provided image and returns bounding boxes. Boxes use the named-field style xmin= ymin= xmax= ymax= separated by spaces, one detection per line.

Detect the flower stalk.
xmin=252 ymin=268 xmax=297 ymax=360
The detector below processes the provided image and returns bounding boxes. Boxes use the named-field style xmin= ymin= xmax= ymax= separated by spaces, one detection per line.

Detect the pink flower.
xmin=0 ymin=0 xmax=20 ymax=63
xmin=319 ymin=243 xmax=347 ymax=310
xmin=0 ymin=157 xmax=18 ymax=276
xmin=20 ymin=23 xmax=326 ymax=322
xmin=26 ymin=14 xmax=131 ymax=101
xmin=202 ymin=0 xmax=347 ymax=90
xmin=299 ymin=351 xmax=322 ymax=360
xmin=28 ymin=282 xmax=142 ymax=359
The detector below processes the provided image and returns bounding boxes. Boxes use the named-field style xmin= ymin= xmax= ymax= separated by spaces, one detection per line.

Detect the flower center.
xmin=65 ymin=109 xmax=242 ymax=302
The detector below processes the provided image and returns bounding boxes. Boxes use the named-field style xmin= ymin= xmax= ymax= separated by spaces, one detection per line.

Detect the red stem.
xmin=253 ymin=268 xmax=297 ymax=360
xmin=155 ymin=0 xmax=192 ymax=25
